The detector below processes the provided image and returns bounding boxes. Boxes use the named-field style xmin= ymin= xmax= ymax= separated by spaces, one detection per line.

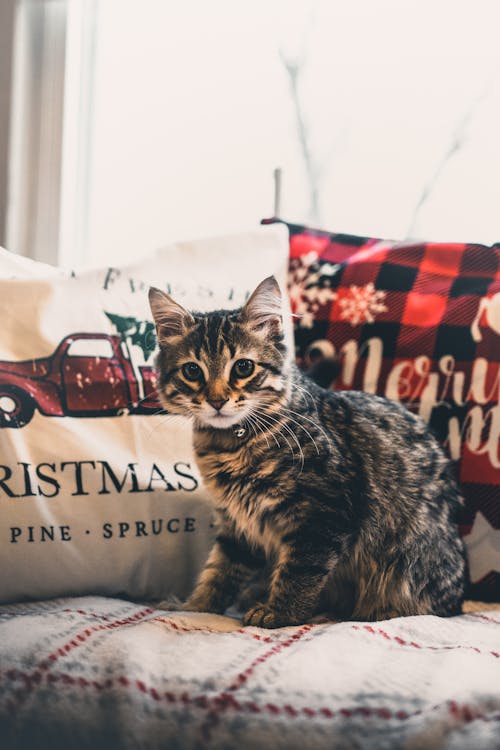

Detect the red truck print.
xmin=0 ymin=333 xmax=160 ymax=428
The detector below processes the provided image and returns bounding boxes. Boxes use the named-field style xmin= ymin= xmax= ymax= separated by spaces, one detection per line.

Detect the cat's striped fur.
xmin=149 ymin=277 xmax=467 ymax=627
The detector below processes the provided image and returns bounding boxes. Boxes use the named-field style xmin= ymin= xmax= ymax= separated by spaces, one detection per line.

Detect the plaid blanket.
xmin=0 ymin=597 xmax=499 ymax=749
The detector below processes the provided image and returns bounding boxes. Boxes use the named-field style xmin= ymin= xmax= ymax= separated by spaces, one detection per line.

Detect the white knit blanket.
xmin=0 ymin=596 xmax=499 ymax=749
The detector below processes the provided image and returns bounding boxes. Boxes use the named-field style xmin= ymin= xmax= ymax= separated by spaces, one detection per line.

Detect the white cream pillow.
xmin=0 ymin=225 xmax=291 ymax=603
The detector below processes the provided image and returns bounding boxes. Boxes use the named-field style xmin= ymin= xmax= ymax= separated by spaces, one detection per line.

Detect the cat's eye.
xmin=232 ymin=358 xmax=255 ymax=378
xmin=181 ymin=362 xmax=202 ymax=381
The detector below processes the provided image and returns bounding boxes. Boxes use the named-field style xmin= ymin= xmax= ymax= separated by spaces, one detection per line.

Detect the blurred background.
xmin=1 ymin=0 xmax=499 ymax=267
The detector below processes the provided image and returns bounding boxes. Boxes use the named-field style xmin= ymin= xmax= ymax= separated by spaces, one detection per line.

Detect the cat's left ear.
xmin=148 ymin=287 xmax=195 ymax=343
xmin=240 ymin=276 xmax=283 ymax=335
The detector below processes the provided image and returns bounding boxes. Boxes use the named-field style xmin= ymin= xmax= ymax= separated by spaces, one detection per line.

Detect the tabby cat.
xmin=149 ymin=277 xmax=467 ymax=628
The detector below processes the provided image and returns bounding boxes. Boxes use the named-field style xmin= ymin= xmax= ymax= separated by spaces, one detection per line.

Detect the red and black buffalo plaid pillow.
xmin=264 ymin=218 xmax=500 ymax=601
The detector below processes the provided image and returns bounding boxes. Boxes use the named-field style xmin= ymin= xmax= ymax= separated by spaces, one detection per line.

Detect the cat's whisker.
xmin=147 ymin=407 xmax=168 ymax=418
xmin=251 ymin=407 xmax=305 ymax=473
xmin=125 ymin=386 xmax=163 ymax=411
xmin=253 ymin=403 xmax=310 ymax=452
xmin=141 ymin=412 xmax=173 ymax=439
xmin=245 ymin=413 xmax=271 ymax=449
xmin=277 ymin=410 xmax=321 ymax=457
xmin=279 ymin=405 xmax=332 ymax=448
xmin=249 ymin=408 xmax=288 ymax=452
xmin=249 ymin=410 xmax=281 ymax=450
xmin=141 ymin=409 xmax=191 ymax=439
xmin=291 ymin=382 xmax=318 ymax=411
xmin=255 ymin=416 xmax=299 ymax=468
xmin=243 ymin=414 xmax=260 ymax=444
xmin=267 ymin=406 xmax=321 ymax=459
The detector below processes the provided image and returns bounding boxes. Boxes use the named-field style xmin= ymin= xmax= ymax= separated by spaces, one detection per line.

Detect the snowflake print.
xmin=288 ymin=252 xmax=340 ymax=329
xmin=339 ymin=283 xmax=388 ymax=326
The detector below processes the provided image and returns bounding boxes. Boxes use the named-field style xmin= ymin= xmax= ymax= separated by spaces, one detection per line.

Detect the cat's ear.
xmin=240 ymin=276 xmax=283 ymax=334
xmin=148 ymin=287 xmax=195 ymax=343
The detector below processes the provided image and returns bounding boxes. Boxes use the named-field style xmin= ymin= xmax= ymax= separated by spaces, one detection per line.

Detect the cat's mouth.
xmin=200 ymin=408 xmax=247 ymax=430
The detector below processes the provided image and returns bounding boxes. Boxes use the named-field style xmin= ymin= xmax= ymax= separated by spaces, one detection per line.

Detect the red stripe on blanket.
xmin=227 ymin=624 xmax=313 ymax=691
xmin=146 ymin=616 xmax=270 ymax=641
xmin=3 ymin=667 xmax=500 ymax=726
xmin=200 ymin=624 xmax=314 ymax=740
xmin=150 ymin=616 xmax=276 ymax=643
xmin=468 ymin=612 xmax=500 ymax=626
xmin=62 ymin=608 xmax=113 ymax=622
xmin=351 ymin=624 xmax=500 ymax=658
xmin=40 ymin=607 xmax=155 ymax=669
xmin=1 ymin=607 xmax=155 ymax=714
xmin=233 ymin=629 xmax=274 ymax=643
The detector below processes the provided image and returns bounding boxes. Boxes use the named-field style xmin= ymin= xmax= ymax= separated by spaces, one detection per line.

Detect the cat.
xmin=148 ymin=276 xmax=467 ymax=628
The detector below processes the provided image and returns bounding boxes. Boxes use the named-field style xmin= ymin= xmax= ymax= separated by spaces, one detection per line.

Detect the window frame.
xmin=0 ymin=0 xmax=16 ymax=251
xmin=2 ymin=0 xmax=97 ymax=266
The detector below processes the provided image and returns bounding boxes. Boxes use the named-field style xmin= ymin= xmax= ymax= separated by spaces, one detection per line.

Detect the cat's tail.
xmin=304 ymin=340 xmax=340 ymax=389
xmin=306 ymin=358 xmax=340 ymax=389
xmin=304 ymin=339 xmax=340 ymax=388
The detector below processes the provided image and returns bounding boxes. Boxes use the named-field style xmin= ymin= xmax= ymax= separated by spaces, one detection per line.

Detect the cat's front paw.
xmin=243 ymin=603 xmax=295 ymax=628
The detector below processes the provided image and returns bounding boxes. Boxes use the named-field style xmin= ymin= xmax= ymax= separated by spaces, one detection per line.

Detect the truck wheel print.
xmin=0 ymin=386 xmax=35 ymax=428
xmin=0 ymin=331 xmax=160 ymax=428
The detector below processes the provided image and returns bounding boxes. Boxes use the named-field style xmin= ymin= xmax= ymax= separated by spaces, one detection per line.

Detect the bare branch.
xmin=279 ymin=46 xmax=320 ymax=223
xmin=278 ymin=1 xmax=324 ymax=223
xmin=278 ymin=1 xmax=347 ymax=226
xmin=273 ymin=167 xmax=282 ymax=217
xmin=406 ymin=88 xmax=489 ymax=238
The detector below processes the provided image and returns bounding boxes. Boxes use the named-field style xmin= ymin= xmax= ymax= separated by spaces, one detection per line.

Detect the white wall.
xmin=75 ymin=0 xmax=500 ymax=264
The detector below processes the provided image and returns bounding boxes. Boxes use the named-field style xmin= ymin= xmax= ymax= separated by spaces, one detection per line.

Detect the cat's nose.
xmin=208 ymin=398 xmax=228 ymax=412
